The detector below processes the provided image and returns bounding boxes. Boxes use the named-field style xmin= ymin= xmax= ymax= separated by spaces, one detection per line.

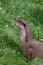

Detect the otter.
xmin=14 ymin=19 xmax=43 ymax=59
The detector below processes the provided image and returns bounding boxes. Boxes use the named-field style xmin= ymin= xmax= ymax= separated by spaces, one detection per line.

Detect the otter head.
xmin=14 ymin=19 xmax=25 ymax=30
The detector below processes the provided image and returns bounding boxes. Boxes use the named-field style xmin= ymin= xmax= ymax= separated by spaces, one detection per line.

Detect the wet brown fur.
xmin=14 ymin=19 xmax=43 ymax=59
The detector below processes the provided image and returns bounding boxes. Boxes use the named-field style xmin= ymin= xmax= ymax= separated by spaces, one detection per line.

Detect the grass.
xmin=0 ymin=0 xmax=43 ymax=65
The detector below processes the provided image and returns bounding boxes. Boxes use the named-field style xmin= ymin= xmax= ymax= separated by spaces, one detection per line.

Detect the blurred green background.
xmin=0 ymin=0 xmax=43 ymax=65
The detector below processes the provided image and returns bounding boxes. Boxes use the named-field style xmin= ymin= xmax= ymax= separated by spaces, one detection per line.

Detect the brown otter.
xmin=14 ymin=19 xmax=43 ymax=59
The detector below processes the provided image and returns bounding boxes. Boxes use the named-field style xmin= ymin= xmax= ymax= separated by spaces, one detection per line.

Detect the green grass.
xmin=0 ymin=0 xmax=43 ymax=65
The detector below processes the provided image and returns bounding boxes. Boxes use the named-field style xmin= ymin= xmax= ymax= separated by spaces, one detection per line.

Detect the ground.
xmin=0 ymin=0 xmax=43 ymax=65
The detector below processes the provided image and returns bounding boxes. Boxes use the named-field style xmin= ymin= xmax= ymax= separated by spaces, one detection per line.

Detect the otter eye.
xmin=23 ymin=24 xmax=25 ymax=27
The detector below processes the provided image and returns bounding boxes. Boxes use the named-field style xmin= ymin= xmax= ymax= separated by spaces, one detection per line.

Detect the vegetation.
xmin=0 ymin=0 xmax=43 ymax=65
